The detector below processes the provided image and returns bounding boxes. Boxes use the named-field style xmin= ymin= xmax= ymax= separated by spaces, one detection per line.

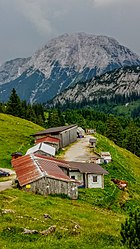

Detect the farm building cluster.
xmin=11 ymin=125 xmax=110 ymax=199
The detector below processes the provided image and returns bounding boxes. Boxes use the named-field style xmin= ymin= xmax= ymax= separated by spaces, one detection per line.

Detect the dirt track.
xmin=64 ymin=135 xmax=93 ymax=162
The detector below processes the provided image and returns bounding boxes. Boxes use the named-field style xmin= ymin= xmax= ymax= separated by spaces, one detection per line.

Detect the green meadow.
xmin=0 ymin=113 xmax=43 ymax=168
xmin=0 ymin=113 xmax=140 ymax=248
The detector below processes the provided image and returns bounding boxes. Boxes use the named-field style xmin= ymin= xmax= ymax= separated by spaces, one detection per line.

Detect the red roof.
xmin=12 ymin=155 xmax=44 ymax=187
xmin=12 ymin=154 xmax=73 ymax=187
xmin=34 ymin=154 xmax=69 ymax=168
xmin=34 ymin=157 xmax=70 ymax=181
xmin=35 ymin=136 xmax=60 ymax=145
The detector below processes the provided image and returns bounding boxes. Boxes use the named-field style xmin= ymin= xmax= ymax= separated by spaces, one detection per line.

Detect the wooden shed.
xmin=12 ymin=154 xmax=79 ymax=199
xmin=32 ymin=125 xmax=77 ymax=148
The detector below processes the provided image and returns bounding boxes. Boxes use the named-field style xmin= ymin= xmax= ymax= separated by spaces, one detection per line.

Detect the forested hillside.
xmin=46 ymin=108 xmax=140 ymax=157
xmin=0 ymin=89 xmax=140 ymax=157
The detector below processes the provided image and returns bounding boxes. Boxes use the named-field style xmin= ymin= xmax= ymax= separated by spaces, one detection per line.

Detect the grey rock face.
xmin=0 ymin=33 xmax=140 ymax=103
xmin=51 ymin=66 xmax=140 ymax=106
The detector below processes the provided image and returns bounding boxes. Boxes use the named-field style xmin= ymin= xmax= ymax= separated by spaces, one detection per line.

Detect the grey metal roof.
xmin=26 ymin=142 xmax=55 ymax=156
xmin=68 ymin=161 xmax=108 ymax=175
xmin=32 ymin=125 xmax=77 ymax=136
xmin=89 ymin=138 xmax=96 ymax=143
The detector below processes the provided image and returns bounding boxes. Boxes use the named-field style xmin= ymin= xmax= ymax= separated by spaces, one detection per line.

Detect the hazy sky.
xmin=0 ymin=0 xmax=140 ymax=63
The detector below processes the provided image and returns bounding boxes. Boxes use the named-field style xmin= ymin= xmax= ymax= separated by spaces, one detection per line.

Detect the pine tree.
xmin=120 ymin=209 xmax=140 ymax=248
xmin=6 ymin=88 xmax=23 ymax=117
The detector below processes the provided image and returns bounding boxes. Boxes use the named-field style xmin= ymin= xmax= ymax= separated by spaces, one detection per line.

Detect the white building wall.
xmin=87 ymin=174 xmax=103 ymax=188
xmin=69 ymin=171 xmax=84 ymax=186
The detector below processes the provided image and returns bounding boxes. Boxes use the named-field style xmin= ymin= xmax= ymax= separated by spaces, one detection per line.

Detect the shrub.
xmin=120 ymin=209 xmax=140 ymax=248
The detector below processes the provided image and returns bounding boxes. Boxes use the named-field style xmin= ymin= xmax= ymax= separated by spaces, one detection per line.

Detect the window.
xmin=93 ymin=176 xmax=97 ymax=182
xmin=78 ymin=175 xmax=82 ymax=181
xmin=71 ymin=175 xmax=75 ymax=179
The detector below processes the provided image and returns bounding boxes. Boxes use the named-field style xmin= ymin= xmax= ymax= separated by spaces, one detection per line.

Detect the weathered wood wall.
xmin=61 ymin=126 xmax=77 ymax=148
xmin=23 ymin=176 xmax=78 ymax=199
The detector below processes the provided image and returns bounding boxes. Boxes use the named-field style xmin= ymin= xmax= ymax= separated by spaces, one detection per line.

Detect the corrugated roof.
xmin=12 ymin=154 xmax=44 ymax=187
xmin=68 ymin=161 xmax=108 ymax=175
xmin=34 ymin=157 xmax=70 ymax=181
xmin=26 ymin=142 xmax=55 ymax=156
xmin=34 ymin=154 xmax=70 ymax=168
xmin=12 ymin=154 xmax=75 ymax=187
xmin=32 ymin=125 xmax=77 ymax=136
xmin=35 ymin=136 xmax=60 ymax=145
xmin=33 ymin=155 xmax=108 ymax=175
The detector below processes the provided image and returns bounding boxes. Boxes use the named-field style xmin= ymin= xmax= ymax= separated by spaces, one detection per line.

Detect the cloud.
xmin=13 ymin=0 xmax=53 ymax=35
xmin=89 ymin=0 xmax=135 ymax=7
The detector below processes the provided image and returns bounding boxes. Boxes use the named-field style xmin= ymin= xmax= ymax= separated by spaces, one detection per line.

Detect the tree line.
xmin=46 ymin=108 xmax=140 ymax=157
xmin=0 ymin=88 xmax=140 ymax=157
xmin=0 ymin=88 xmax=45 ymax=126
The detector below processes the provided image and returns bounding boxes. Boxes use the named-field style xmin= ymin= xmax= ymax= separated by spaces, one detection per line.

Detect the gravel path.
xmin=0 ymin=168 xmax=16 ymax=192
xmin=64 ymin=135 xmax=93 ymax=162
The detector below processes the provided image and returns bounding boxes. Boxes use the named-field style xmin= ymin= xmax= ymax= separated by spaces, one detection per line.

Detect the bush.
xmin=120 ymin=209 xmax=140 ymax=248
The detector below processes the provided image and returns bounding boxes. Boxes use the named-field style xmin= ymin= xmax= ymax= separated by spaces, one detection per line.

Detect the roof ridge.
xmin=30 ymin=154 xmax=45 ymax=177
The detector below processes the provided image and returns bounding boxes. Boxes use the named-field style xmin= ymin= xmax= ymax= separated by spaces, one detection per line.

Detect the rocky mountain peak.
xmin=0 ymin=32 xmax=140 ymax=103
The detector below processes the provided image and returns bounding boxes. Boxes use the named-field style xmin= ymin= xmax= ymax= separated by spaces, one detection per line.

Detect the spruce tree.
xmin=6 ymin=88 xmax=22 ymax=117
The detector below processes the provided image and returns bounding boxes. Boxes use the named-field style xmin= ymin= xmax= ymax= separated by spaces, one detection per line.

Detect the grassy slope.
xmin=79 ymin=133 xmax=140 ymax=212
xmin=0 ymin=113 xmax=44 ymax=168
xmin=0 ymin=189 xmax=127 ymax=249
xmin=0 ymin=115 xmax=140 ymax=248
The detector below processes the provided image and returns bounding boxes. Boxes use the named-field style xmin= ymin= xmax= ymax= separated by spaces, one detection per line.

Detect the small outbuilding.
xmin=26 ymin=142 xmax=55 ymax=157
xmin=86 ymin=129 xmax=96 ymax=135
xmin=32 ymin=125 xmax=77 ymax=148
xmin=89 ymin=137 xmax=96 ymax=148
xmin=12 ymin=154 xmax=79 ymax=199
xmin=101 ymin=152 xmax=112 ymax=163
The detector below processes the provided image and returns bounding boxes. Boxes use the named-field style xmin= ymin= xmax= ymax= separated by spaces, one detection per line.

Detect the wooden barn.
xmin=32 ymin=125 xmax=77 ymax=148
xmin=12 ymin=154 xmax=79 ymax=199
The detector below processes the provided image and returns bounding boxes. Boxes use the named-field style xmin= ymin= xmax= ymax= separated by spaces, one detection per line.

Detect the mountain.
xmin=0 ymin=32 xmax=140 ymax=103
xmin=0 ymin=57 xmax=30 ymax=84
xmin=51 ymin=65 xmax=140 ymax=107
